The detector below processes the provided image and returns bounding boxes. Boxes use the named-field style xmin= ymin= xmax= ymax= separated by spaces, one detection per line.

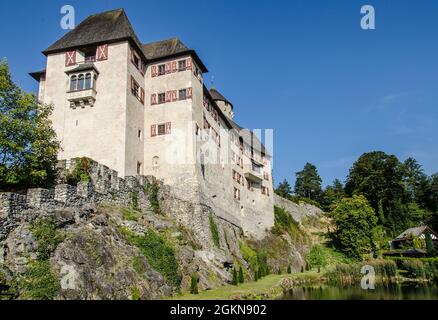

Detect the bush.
xmin=130 ymin=191 xmax=139 ymax=211
xmin=238 ymin=267 xmax=244 ymax=284
xmin=17 ymin=260 xmax=60 ymax=300
xmin=306 ymin=245 xmax=327 ymax=273
xmin=66 ymin=157 xmax=91 ymax=185
xmin=209 ymin=214 xmax=220 ymax=247
xmin=148 ymin=180 xmax=161 ymax=214
xmin=119 ymin=227 xmax=181 ymax=288
xmin=239 ymin=241 xmax=269 ymax=281
xmin=232 ymin=269 xmax=238 ymax=286
xmin=190 ymin=273 xmax=199 ymax=294
xmin=31 ymin=219 xmax=64 ymax=260
xmin=122 ymin=208 xmax=142 ymax=222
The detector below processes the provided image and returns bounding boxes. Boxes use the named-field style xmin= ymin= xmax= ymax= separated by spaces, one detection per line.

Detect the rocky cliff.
xmin=0 ymin=159 xmax=325 ymax=300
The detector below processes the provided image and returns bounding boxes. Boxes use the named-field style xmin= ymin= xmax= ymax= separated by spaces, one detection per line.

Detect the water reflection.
xmin=282 ymin=283 xmax=438 ymax=300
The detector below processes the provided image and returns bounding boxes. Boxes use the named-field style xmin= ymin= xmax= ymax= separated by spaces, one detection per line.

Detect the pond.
xmin=282 ymin=283 xmax=438 ymax=300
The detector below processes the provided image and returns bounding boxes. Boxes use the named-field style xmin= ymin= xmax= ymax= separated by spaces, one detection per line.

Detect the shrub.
xmin=287 ymin=265 xmax=292 ymax=274
xmin=148 ymin=180 xmax=161 ymax=214
xmin=209 ymin=214 xmax=220 ymax=247
xmin=119 ymin=227 xmax=181 ymax=288
xmin=130 ymin=191 xmax=139 ymax=211
xmin=66 ymin=157 xmax=91 ymax=185
xmin=122 ymin=207 xmax=142 ymax=222
xmin=231 ymin=269 xmax=238 ymax=286
xmin=239 ymin=241 xmax=269 ymax=281
xmin=238 ymin=267 xmax=244 ymax=284
xmin=306 ymin=245 xmax=327 ymax=273
xmin=17 ymin=260 xmax=60 ymax=300
xmin=190 ymin=273 xmax=199 ymax=294
xmin=131 ymin=287 xmax=141 ymax=300
xmin=31 ymin=218 xmax=64 ymax=260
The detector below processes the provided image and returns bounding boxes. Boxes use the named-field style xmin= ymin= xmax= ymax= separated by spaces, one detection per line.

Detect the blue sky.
xmin=1 ymin=0 xmax=437 ymax=188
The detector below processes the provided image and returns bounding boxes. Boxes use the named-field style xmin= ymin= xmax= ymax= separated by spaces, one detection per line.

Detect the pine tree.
xmin=287 ymin=265 xmax=292 ymax=274
xmin=190 ymin=273 xmax=198 ymax=294
xmin=254 ymin=270 xmax=258 ymax=282
xmin=238 ymin=267 xmax=244 ymax=284
xmin=231 ymin=268 xmax=238 ymax=285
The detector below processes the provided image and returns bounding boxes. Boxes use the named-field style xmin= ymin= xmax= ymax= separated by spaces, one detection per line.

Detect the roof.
xmin=394 ymin=226 xmax=437 ymax=241
xmin=65 ymin=63 xmax=99 ymax=75
xmin=43 ymin=9 xmax=144 ymax=57
xmin=209 ymin=88 xmax=233 ymax=109
xmin=142 ymin=38 xmax=208 ymax=72
xmin=29 ymin=69 xmax=46 ymax=81
xmin=142 ymin=38 xmax=188 ymax=60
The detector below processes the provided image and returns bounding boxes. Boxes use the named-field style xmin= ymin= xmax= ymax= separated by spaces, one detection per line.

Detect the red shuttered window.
xmin=151 ymin=125 xmax=157 ymax=137
xmin=65 ymin=51 xmax=76 ymax=66
xmin=96 ymin=44 xmax=108 ymax=61
xmin=151 ymin=94 xmax=157 ymax=105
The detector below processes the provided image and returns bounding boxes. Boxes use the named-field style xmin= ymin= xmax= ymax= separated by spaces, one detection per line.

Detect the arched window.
xmin=85 ymin=73 xmax=92 ymax=90
xmin=70 ymin=75 xmax=77 ymax=91
xmin=78 ymin=74 xmax=84 ymax=90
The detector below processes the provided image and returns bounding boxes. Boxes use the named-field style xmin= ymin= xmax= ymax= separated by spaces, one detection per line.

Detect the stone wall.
xmin=273 ymin=194 xmax=323 ymax=224
xmin=0 ymin=158 xmax=247 ymax=245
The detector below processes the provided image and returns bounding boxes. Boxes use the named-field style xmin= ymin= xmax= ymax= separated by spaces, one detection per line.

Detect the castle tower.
xmin=209 ymin=88 xmax=234 ymax=120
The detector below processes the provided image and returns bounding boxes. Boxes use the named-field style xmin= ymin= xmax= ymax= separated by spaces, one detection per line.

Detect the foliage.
xmin=0 ymin=60 xmax=60 ymax=190
xmin=30 ymin=218 xmax=64 ymax=260
xmin=190 ymin=273 xmax=199 ymax=294
xmin=306 ymin=245 xmax=327 ymax=272
xmin=209 ymin=213 xmax=220 ymax=247
xmin=66 ymin=157 xmax=91 ymax=185
xmin=119 ymin=227 xmax=181 ymax=288
xmin=331 ymin=195 xmax=378 ymax=259
xmin=320 ymin=179 xmax=345 ymax=211
xmin=425 ymin=232 xmax=437 ymax=257
xmin=326 ymin=260 xmax=397 ymax=285
xmin=345 ymin=151 xmax=409 ymax=233
xmin=122 ymin=207 xmax=142 ymax=222
xmin=287 ymin=265 xmax=292 ymax=274
xmin=148 ymin=180 xmax=161 ymax=214
xmin=132 ymin=256 xmax=147 ymax=274
xmin=130 ymin=191 xmax=139 ymax=211
xmin=231 ymin=269 xmax=238 ymax=286
xmin=238 ymin=267 xmax=244 ymax=284
xmin=294 ymin=163 xmax=322 ymax=200
xmin=272 ymin=206 xmax=304 ymax=242
xmin=131 ymin=287 xmax=141 ymax=300
xmin=239 ymin=241 xmax=269 ymax=280
xmin=16 ymin=260 xmax=60 ymax=300
xmin=275 ymin=179 xmax=292 ymax=198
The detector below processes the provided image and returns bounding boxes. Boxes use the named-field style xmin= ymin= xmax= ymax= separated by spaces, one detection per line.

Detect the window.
xmin=157 ymin=124 xmax=166 ymax=135
xmin=137 ymin=162 xmax=142 ymax=175
xmin=234 ymin=187 xmax=240 ymax=201
xmin=70 ymin=75 xmax=77 ymax=91
xmin=84 ymin=50 xmax=96 ymax=63
xmin=78 ymin=74 xmax=84 ymax=90
xmin=262 ymin=186 xmax=269 ymax=196
xmin=131 ymin=76 xmax=144 ymax=104
xmin=178 ymin=60 xmax=186 ymax=71
xmin=158 ymin=64 xmax=166 ymax=76
xmin=85 ymin=73 xmax=92 ymax=90
xmin=179 ymin=89 xmax=187 ymax=100
xmin=158 ymin=93 xmax=166 ymax=104
xmin=138 ymin=129 xmax=142 ymax=139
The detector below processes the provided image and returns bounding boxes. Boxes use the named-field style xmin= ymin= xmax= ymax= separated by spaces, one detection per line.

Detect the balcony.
xmin=244 ymin=163 xmax=263 ymax=182
xmin=67 ymin=88 xmax=97 ymax=109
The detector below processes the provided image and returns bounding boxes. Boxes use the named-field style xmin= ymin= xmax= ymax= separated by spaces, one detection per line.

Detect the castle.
xmin=29 ymin=9 xmax=274 ymax=237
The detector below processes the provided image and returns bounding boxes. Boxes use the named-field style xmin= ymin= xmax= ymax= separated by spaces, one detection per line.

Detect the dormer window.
xmin=83 ymin=47 xmax=97 ymax=63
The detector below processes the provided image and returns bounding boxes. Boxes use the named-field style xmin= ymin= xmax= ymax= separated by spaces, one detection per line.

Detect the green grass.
xmin=30 ymin=218 xmax=64 ymax=260
xmin=171 ymin=272 xmax=322 ymax=300
xmin=121 ymin=207 xmax=142 ymax=222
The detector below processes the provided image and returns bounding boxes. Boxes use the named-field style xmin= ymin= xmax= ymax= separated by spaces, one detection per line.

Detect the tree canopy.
xmin=275 ymin=178 xmax=292 ymax=198
xmin=331 ymin=195 xmax=378 ymax=259
xmin=0 ymin=60 xmax=60 ymax=190
xmin=294 ymin=162 xmax=322 ymax=200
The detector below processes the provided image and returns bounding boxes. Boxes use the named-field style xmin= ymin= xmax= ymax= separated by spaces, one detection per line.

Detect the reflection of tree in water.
xmin=282 ymin=284 xmax=438 ymax=300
